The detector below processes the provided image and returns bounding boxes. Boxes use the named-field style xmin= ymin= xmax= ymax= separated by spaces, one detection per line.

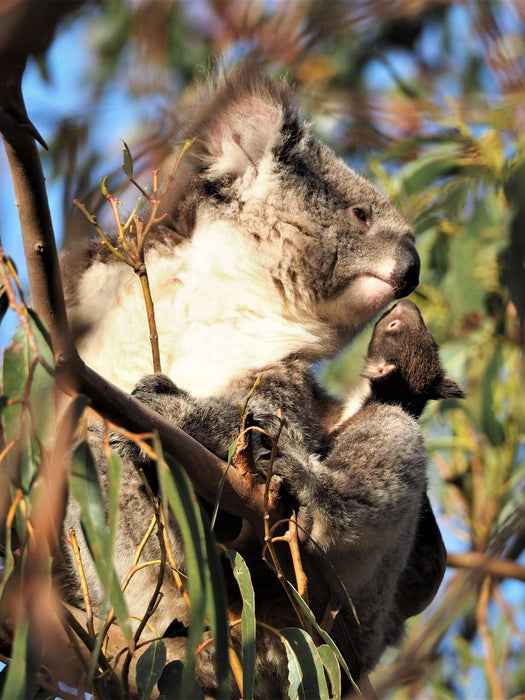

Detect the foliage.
xmin=1 ymin=1 xmax=525 ymax=699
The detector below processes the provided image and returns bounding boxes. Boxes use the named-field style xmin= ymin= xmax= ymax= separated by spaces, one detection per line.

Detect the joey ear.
xmin=362 ymin=358 xmax=397 ymax=381
xmin=432 ymin=375 xmax=465 ymax=400
xmin=207 ymin=96 xmax=283 ymax=179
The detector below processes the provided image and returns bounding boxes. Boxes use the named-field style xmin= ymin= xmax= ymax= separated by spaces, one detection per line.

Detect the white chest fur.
xmin=72 ymin=221 xmax=329 ymax=396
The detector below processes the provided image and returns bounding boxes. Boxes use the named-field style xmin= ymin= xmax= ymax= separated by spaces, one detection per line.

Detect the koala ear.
xmin=207 ymin=96 xmax=284 ymax=179
xmin=432 ymin=375 xmax=465 ymax=400
xmin=362 ymin=357 xmax=397 ymax=381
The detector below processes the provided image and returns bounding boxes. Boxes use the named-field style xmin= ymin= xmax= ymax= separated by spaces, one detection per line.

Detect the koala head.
xmin=363 ymin=299 xmax=465 ymax=415
xmin=161 ymin=65 xmax=420 ymax=351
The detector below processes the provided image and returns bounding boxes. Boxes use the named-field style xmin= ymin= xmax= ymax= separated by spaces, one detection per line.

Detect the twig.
xmin=476 ymin=576 xmax=505 ymax=699
xmin=121 ymin=501 xmax=167 ymax=696
xmin=320 ymin=593 xmax=341 ymax=635
xmin=448 ymin=551 xmax=525 ymax=581
xmin=67 ymin=527 xmax=95 ymax=640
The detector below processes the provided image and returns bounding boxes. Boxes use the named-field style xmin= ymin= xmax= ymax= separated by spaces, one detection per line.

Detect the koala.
xmin=59 ymin=65 xmax=427 ymax=696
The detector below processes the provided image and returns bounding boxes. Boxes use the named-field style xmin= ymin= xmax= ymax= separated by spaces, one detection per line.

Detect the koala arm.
xmin=130 ymin=374 xmax=240 ymax=458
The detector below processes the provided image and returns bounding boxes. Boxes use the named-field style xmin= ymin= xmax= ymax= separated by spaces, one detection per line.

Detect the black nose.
xmin=394 ymin=237 xmax=420 ymax=298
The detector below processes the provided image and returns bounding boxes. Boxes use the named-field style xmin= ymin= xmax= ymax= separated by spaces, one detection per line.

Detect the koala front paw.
xmin=132 ymin=373 xmax=184 ymax=397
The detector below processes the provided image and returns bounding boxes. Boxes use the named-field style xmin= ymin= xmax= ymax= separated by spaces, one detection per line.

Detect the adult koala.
xmin=60 ymin=65 xmax=432 ymax=696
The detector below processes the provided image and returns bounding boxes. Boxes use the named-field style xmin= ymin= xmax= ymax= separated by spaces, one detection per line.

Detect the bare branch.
xmin=447 ymin=551 xmax=525 ymax=582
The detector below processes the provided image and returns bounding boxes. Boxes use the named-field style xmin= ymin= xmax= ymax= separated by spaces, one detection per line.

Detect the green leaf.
xmin=154 ymin=436 xmax=208 ymax=696
xmin=318 ymin=645 xmax=341 ymax=700
xmin=281 ymin=628 xmax=329 ymax=700
xmin=286 ymin=584 xmax=357 ymax=694
xmin=136 ymin=639 xmax=167 ymax=700
xmin=122 ymin=140 xmax=134 ymax=179
xmin=481 ymin=345 xmax=505 ymax=446
xmin=100 ymin=175 xmax=110 ymax=197
xmin=70 ymin=442 xmax=131 ymax=641
xmin=400 ymin=144 xmax=463 ymax=197
xmin=202 ymin=510 xmax=230 ymax=700
xmin=227 ymin=549 xmax=256 ymax=700
xmin=157 ymin=660 xmax=205 ymax=698
xmin=155 ymin=435 xmax=230 ymax=698
xmin=1 ymin=310 xmax=55 ymax=522
xmin=0 ymin=616 xmax=41 ymax=700
xmin=280 ymin=634 xmax=303 ymax=700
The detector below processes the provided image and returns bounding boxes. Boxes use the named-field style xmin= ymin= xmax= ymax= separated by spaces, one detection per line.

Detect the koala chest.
xmin=71 ymin=225 xmax=328 ymax=396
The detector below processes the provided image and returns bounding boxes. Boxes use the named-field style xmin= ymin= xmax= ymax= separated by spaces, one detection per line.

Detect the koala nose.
xmin=393 ymin=237 xmax=420 ymax=298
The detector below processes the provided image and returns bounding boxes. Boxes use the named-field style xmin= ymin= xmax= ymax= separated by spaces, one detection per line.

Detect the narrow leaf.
xmin=318 ymin=645 xmax=341 ymax=700
xmin=136 ymin=639 xmax=167 ymax=700
xmin=287 ymin=585 xmax=358 ymax=693
xmin=0 ymin=616 xmax=40 ymax=700
xmin=281 ymin=628 xmax=330 ymax=700
xmin=280 ymin=632 xmax=303 ymax=700
xmin=227 ymin=549 xmax=256 ymax=700
xmin=122 ymin=140 xmax=134 ymax=179
xmin=158 ymin=660 xmax=205 ymax=698
xmin=154 ymin=436 xmax=207 ymax=696
xmin=201 ymin=514 xmax=230 ymax=700
xmin=70 ymin=442 xmax=131 ymax=641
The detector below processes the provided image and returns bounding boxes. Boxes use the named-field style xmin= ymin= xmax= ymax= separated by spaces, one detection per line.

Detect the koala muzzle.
xmin=392 ymin=237 xmax=420 ymax=298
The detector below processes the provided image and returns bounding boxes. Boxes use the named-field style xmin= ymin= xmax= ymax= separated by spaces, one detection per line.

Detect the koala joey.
xmin=59 ymin=65 xmax=428 ymax=695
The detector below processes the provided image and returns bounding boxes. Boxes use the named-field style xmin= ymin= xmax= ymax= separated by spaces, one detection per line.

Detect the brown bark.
xmin=447 ymin=551 xmax=525 ymax=582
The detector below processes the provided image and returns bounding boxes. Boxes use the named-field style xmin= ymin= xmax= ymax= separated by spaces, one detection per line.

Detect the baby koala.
xmin=338 ymin=298 xmax=465 ymax=426
xmin=329 ymin=298 xmax=464 ymax=633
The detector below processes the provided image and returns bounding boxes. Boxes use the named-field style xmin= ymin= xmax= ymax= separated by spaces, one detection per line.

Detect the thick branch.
xmin=447 ymin=551 xmax=525 ymax=582
xmin=61 ymin=357 xmax=284 ymax=525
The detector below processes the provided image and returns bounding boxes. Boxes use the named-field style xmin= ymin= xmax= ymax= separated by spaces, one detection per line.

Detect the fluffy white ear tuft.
xmin=207 ymin=97 xmax=283 ymax=178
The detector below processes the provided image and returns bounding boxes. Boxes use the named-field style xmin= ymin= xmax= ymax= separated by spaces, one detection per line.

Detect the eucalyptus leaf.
xmin=157 ymin=660 xmax=205 ymax=698
xmin=318 ymin=645 xmax=341 ymax=700
xmin=481 ymin=345 xmax=505 ymax=447
xmin=70 ymin=442 xmax=131 ymax=641
xmin=136 ymin=639 xmax=167 ymax=700
xmin=0 ymin=616 xmax=41 ymax=700
xmin=122 ymin=140 xmax=134 ymax=179
xmin=202 ymin=511 xmax=230 ymax=699
xmin=281 ymin=628 xmax=329 ymax=700
xmin=227 ymin=549 xmax=256 ymax=700
xmin=154 ymin=436 xmax=207 ymax=696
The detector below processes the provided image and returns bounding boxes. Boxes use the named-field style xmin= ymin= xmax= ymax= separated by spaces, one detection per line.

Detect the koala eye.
xmin=387 ymin=319 xmax=400 ymax=331
xmin=351 ymin=205 xmax=371 ymax=230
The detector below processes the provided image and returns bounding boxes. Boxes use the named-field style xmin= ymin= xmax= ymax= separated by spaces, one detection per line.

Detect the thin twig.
xmin=476 ymin=576 xmax=505 ymax=699
xmin=67 ymin=527 xmax=96 ymax=640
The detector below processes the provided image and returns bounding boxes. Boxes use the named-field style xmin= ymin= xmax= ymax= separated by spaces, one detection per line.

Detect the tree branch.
xmin=447 ymin=551 xmax=525 ymax=582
